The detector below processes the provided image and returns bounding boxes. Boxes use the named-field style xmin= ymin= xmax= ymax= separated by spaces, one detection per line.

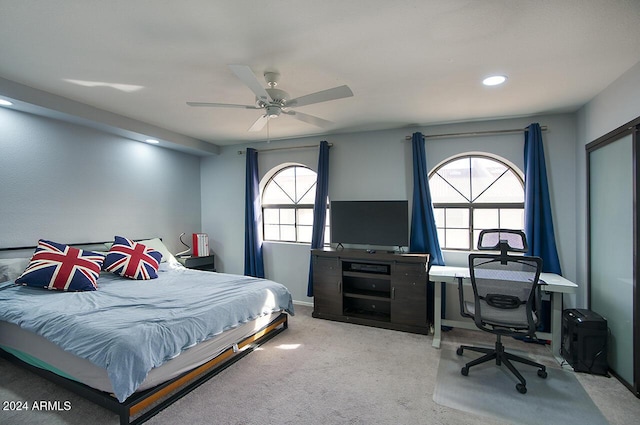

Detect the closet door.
xmin=587 ymin=121 xmax=639 ymax=396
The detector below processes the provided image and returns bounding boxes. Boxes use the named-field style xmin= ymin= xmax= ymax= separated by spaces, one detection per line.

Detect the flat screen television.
xmin=330 ymin=200 xmax=409 ymax=247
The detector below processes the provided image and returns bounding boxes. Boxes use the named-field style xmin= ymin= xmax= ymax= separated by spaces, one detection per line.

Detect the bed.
xmin=0 ymin=239 xmax=294 ymax=424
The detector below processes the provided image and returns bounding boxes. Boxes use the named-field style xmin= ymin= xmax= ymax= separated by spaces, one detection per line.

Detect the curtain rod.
xmin=237 ymin=143 xmax=332 ymax=155
xmin=404 ymin=126 xmax=548 ymax=140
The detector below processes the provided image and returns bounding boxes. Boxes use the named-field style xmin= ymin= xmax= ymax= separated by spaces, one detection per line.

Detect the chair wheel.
xmin=538 ymin=369 xmax=548 ymax=379
xmin=516 ymin=383 xmax=527 ymax=394
xmin=456 ymin=347 xmax=464 ymax=356
xmin=461 ymin=367 xmax=469 ymax=376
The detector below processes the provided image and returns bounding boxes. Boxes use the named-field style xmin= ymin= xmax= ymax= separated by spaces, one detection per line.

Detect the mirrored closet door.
xmin=587 ymin=117 xmax=639 ymax=396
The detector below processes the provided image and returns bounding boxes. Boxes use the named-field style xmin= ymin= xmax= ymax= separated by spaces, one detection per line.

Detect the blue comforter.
xmin=0 ymin=264 xmax=294 ymax=402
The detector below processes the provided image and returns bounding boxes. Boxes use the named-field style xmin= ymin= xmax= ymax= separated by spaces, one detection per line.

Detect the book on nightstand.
xmin=192 ymin=233 xmax=209 ymax=257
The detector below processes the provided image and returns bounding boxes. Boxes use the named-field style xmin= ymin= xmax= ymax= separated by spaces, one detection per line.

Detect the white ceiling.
xmin=1 ymin=1 xmax=640 ymax=148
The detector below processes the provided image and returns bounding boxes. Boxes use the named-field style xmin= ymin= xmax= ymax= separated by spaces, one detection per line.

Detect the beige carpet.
xmin=0 ymin=304 xmax=637 ymax=425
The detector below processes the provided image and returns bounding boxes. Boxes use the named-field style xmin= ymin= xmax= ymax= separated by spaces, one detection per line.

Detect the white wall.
xmin=4 ymin=60 xmax=638 ymax=310
xmin=575 ymin=60 xmax=640 ymax=307
xmin=201 ymin=113 xmax=577 ymax=306
xmin=0 ymin=107 xmax=202 ymax=254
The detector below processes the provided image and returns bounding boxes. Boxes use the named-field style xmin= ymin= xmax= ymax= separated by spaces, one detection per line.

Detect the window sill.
xmin=263 ymin=240 xmax=311 ymax=247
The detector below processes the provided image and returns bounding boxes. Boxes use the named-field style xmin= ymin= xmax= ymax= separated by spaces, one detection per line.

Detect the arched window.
xmin=429 ymin=154 xmax=524 ymax=250
xmin=261 ymin=165 xmax=328 ymax=243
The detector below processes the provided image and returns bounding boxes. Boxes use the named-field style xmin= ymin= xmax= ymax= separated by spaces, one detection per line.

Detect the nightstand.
xmin=177 ymin=255 xmax=216 ymax=271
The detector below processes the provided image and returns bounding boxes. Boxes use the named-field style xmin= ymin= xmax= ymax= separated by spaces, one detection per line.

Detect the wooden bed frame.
xmin=0 ymin=312 xmax=288 ymax=424
xmin=0 ymin=240 xmax=290 ymax=424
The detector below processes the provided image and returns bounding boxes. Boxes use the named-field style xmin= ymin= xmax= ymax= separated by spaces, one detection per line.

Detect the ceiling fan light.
xmin=483 ymin=75 xmax=507 ymax=86
xmin=266 ymin=106 xmax=281 ymax=118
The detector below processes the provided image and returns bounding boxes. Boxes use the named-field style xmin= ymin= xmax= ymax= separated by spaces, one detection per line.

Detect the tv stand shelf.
xmin=311 ymin=248 xmax=430 ymax=335
xmin=343 ymin=271 xmax=391 ymax=280
xmin=343 ymin=291 xmax=389 ymax=301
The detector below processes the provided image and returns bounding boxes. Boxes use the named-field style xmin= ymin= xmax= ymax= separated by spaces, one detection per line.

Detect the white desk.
xmin=429 ymin=265 xmax=578 ymax=362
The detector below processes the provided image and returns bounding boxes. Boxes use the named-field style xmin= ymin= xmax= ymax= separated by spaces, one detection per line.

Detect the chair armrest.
xmin=456 ymin=277 xmax=473 ymax=318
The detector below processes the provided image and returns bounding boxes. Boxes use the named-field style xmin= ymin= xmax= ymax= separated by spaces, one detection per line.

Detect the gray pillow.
xmin=0 ymin=258 xmax=31 ymax=282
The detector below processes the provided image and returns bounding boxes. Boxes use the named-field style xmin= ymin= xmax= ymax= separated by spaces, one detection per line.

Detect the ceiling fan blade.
xmin=287 ymin=85 xmax=353 ymax=108
xmin=248 ymin=114 xmax=269 ymax=132
xmin=283 ymin=110 xmax=333 ymax=128
xmin=229 ymin=64 xmax=272 ymax=103
xmin=186 ymin=101 xmax=259 ymax=109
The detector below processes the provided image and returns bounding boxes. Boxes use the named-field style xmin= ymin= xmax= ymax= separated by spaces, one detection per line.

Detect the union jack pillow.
xmin=15 ymin=240 xmax=104 ymax=291
xmin=103 ymin=236 xmax=162 ymax=280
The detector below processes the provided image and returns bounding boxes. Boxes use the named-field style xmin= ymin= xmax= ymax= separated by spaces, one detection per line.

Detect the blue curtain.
xmin=524 ymin=123 xmax=562 ymax=275
xmin=307 ymin=141 xmax=330 ymax=297
xmin=244 ymin=148 xmax=265 ymax=278
xmin=409 ymin=132 xmax=445 ymax=266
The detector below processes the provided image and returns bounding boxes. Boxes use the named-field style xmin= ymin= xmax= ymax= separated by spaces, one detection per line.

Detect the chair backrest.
xmin=477 ymin=228 xmax=527 ymax=258
xmin=468 ymin=229 xmax=543 ymax=335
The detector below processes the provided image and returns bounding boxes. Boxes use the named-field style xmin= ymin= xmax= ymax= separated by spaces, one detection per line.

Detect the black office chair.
xmin=456 ymin=229 xmax=547 ymax=394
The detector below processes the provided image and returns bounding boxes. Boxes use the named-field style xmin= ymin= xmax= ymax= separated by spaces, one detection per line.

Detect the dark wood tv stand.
xmin=311 ymin=248 xmax=430 ymax=335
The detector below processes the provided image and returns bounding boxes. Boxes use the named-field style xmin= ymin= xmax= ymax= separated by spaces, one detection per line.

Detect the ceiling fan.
xmin=187 ymin=65 xmax=353 ymax=132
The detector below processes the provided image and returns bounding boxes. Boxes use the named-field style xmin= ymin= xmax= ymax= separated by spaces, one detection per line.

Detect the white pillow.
xmin=138 ymin=238 xmax=177 ymax=264
xmin=0 ymin=258 xmax=31 ymax=282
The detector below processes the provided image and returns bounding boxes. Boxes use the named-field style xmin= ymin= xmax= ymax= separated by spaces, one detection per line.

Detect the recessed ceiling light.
xmin=0 ymin=98 xmax=14 ymax=106
xmin=145 ymin=139 xmax=160 ymax=144
xmin=483 ymin=75 xmax=507 ymax=86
